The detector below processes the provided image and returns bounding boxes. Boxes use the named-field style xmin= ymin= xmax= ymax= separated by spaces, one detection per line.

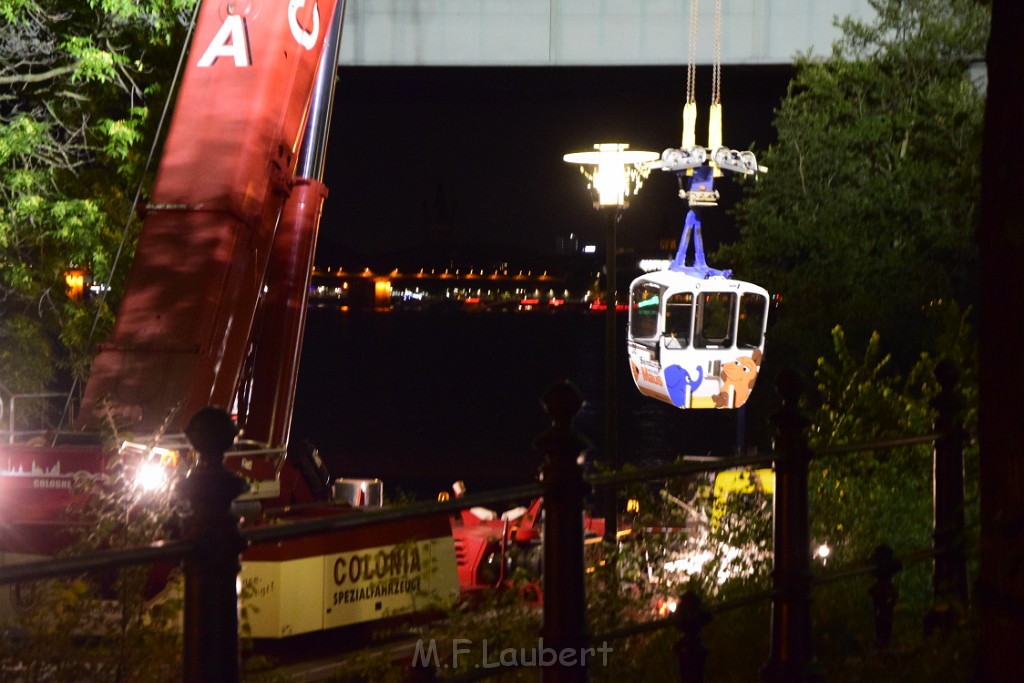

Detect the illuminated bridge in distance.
xmin=309 ymin=265 xmax=599 ymax=312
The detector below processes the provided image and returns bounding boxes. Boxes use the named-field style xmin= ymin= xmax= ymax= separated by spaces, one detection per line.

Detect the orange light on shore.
xmin=374 ymin=279 xmax=392 ymax=310
xmin=65 ymin=267 xmax=86 ymax=301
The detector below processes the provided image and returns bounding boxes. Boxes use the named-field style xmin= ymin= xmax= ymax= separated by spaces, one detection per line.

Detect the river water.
xmin=290 ymin=306 xmax=747 ymax=500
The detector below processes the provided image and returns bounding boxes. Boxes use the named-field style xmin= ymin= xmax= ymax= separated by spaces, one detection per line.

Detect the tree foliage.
xmin=802 ymin=317 xmax=980 ymax=677
xmin=808 ymin=326 xmax=938 ymax=566
xmin=0 ymin=0 xmax=194 ymax=399
xmin=805 ymin=277 xmax=978 ymax=596
xmin=719 ymin=0 xmax=989 ymax=378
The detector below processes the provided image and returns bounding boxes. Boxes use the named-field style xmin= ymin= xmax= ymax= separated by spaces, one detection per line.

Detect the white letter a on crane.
xmin=197 ymin=14 xmax=251 ymax=68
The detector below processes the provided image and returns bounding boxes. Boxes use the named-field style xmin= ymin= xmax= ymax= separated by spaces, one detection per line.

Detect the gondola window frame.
xmin=695 ymin=291 xmax=737 ymax=349
xmin=663 ymin=291 xmax=695 ymax=349
xmin=630 ymin=281 xmax=663 ymax=341
xmin=737 ymin=291 xmax=768 ymax=350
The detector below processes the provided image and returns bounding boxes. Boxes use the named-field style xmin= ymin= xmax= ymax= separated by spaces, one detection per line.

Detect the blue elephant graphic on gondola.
xmin=664 ymin=364 xmax=703 ymax=408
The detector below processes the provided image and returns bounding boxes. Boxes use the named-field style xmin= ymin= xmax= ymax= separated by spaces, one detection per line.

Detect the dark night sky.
xmin=317 ymin=64 xmax=795 ymax=269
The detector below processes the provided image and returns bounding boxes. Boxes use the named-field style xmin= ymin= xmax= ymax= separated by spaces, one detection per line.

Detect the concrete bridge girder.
xmin=339 ymin=0 xmax=875 ymax=67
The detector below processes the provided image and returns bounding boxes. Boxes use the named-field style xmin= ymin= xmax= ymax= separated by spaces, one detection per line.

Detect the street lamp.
xmin=563 ymin=143 xmax=658 ymax=543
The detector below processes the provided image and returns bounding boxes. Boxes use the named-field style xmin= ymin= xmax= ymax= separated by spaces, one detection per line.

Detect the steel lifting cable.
xmin=55 ymin=2 xmax=202 ymax=437
xmin=686 ymin=0 xmax=698 ymax=106
xmin=708 ymin=0 xmax=723 ymax=174
xmin=683 ymin=0 xmax=699 ymax=148
xmin=711 ymin=0 xmax=722 ymax=106
xmin=683 ymin=0 xmax=723 ymax=161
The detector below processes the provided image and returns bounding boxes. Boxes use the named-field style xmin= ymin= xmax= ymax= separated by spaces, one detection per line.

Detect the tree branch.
xmin=0 ymin=62 xmax=77 ymax=86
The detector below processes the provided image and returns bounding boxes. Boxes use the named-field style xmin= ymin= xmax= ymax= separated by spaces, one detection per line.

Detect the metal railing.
xmin=0 ymin=382 xmax=73 ymax=444
xmin=0 ymin=366 xmax=970 ymax=682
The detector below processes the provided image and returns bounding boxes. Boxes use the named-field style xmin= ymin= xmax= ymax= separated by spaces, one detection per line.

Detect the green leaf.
xmin=63 ymin=36 xmax=121 ymax=83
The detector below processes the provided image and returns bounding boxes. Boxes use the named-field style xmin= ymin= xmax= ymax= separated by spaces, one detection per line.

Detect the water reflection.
xmin=291 ymin=307 xmax=746 ymax=499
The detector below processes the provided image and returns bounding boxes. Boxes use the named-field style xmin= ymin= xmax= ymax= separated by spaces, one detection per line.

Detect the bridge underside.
xmin=339 ymin=0 xmax=873 ymax=67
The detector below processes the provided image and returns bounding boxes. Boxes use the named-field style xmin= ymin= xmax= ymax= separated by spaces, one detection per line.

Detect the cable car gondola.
xmin=627 ymin=203 xmax=769 ymax=410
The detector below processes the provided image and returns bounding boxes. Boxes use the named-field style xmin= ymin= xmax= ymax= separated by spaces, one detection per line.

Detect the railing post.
xmin=928 ymin=359 xmax=969 ymax=633
xmin=536 ymin=381 xmax=590 ymax=683
xmin=674 ymin=590 xmax=711 ymax=683
xmin=867 ymin=544 xmax=902 ymax=650
xmin=180 ymin=407 xmax=249 ymax=683
xmin=762 ymin=370 xmax=820 ymax=682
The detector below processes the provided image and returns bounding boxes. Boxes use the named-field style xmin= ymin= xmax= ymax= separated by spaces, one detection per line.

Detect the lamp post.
xmin=563 ymin=143 xmax=657 ymax=543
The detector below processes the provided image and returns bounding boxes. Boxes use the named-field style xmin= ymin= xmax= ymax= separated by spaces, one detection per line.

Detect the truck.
xmin=0 ymin=0 xmax=551 ymax=639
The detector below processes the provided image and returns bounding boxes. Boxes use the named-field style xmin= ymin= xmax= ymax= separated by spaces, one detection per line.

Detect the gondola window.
xmin=664 ymin=292 xmax=694 ymax=348
xmin=696 ymin=292 xmax=736 ymax=348
xmin=630 ymin=282 xmax=662 ymax=339
xmin=737 ymin=292 xmax=768 ymax=349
